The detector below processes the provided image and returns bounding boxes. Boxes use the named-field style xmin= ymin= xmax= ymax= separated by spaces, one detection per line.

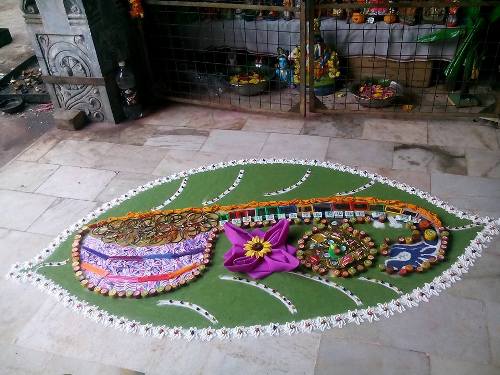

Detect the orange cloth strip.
xmin=81 ymin=262 xmax=198 ymax=283
xmin=137 ymin=263 xmax=198 ymax=282
xmin=81 ymin=262 xmax=109 ymax=277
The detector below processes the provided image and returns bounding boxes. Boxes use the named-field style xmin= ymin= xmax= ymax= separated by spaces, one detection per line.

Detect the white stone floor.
xmin=0 ymin=104 xmax=499 ymax=374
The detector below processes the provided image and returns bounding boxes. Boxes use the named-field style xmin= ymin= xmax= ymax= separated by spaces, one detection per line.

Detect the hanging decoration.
xmin=128 ymin=0 xmax=144 ymax=19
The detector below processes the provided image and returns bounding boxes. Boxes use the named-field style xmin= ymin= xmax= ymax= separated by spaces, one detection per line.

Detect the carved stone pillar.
xmin=20 ymin=0 xmax=130 ymax=123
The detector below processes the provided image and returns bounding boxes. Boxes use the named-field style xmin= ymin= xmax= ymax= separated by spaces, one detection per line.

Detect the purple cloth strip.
xmin=82 ymin=246 xmax=109 ymax=260
xmin=81 ymin=245 xmax=205 ymax=262
xmin=109 ymin=255 xmax=142 ymax=261
xmin=106 ymin=275 xmax=138 ymax=282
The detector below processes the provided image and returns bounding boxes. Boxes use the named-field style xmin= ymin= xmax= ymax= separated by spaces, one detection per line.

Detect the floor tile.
xmin=243 ymin=115 xmax=304 ymax=134
xmin=199 ymin=333 xmax=321 ymax=375
xmin=0 ymin=230 xmax=51 ymax=274
xmin=184 ymin=108 xmax=248 ymax=130
xmin=42 ymin=352 xmax=142 ymax=375
xmin=0 ymin=112 xmax=53 ymax=167
xmin=16 ymin=132 xmax=60 ymax=162
xmin=205 ymin=108 xmax=248 ymax=130
xmin=0 ymin=282 xmax=49 ymax=346
xmin=35 ymin=166 xmax=116 ymax=200
xmin=0 ymin=343 xmax=141 ymax=375
xmin=152 ymin=126 xmax=210 ymax=137
xmin=39 ymin=139 xmax=114 ymax=168
xmin=448 ymin=276 xmax=500 ymax=304
xmin=0 ymin=190 xmax=56 ymax=231
xmin=138 ymin=104 xmax=208 ymax=127
xmin=362 ymin=118 xmax=428 ymax=144
xmin=430 ymin=356 xmax=500 ymax=375
xmin=0 ymin=343 xmax=51 ymax=375
xmin=492 ymin=338 xmax=500 ymax=367
xmin=302 ymin=116 xmax=364 ymax=139
xmin=58 ymin=121 xmax=122 ymax=144
xmin=200 ymin=130 xmax=268 ymax=157
xmin=118 ymin=122 xmax=204 ymax=147
xmin=96 ymin=172 xmax=155 ymax=202
xmin=393 ymin=144 xmax=466 ymax=175
xmin=443 ymin=196 xmax=500 ymax=219
xmin=94 ymin=144 xmax=169 ymax=174
xmin=428 ymin=121 xmax=499 ymax=151
xmin=260 ymin=133 xmax=329 ymax=160
xmin=431 ymin=172 xmax=500 ymax=199
xmin=27 ymin=198 xmax=97 ymax=236
xmin=485 ymin=301 xmax=500 ymax=364
xmin=326 ymin=138 xmax=394 ymax=169
xmin=15 ymin=301 xmax=164 ymax=373
xmin=365 ymin=167 xmax=431 ymax=192
xmin=466 ymin=149 xmax=500 ymax=179
xmin=315 ymin=337 xmax=429 ymax=375
xmin=321 ymin=294 xmax=490 ymax=364
xmin=0 ymin=161 xmax=59 ymax=192
xmin=115 ymin=123 xmax=156 ymax=146
xmin=152 ymin=150 xmax=227 ymax=176
xmin=144 ymin=134 xmax=207 ymax=150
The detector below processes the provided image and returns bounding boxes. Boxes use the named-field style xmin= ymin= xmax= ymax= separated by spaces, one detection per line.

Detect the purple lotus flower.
xmin=223 ymin=219 xmax=299 ymax=279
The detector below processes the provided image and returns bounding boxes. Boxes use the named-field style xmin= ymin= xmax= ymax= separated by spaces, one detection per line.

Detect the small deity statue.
xmin=399 ymin=7 xmax=418 ymax=26
xmin=256 ymin=0 xmax=265 ymax=20
xmin=290 ymin=45 xmax=301 ymax=85
xmin=329 ymin=0 xmax=346 ymax=19
xmin=227 ymin=50 xmax=237 ymax=69
xmin=422 ymin=6 xmax=446 ymax=24
xmin=283 ymin=0 xmax=293 ymax=20
xmin=383 ymin=7 xmax=398 ymax=24
xmin=255 ymin=55 xmax=264 ymax=69
xmin=276 ymin=47 xmax=294 ymax=87
xmin=446 ymin=5 xmax=459 ymax=27
xmin=296 ymin=18 xmax=341 ymax=95
xmin=294 ymin=0 xmax=301 ymax=19
xmin=266 ymin=0 xmax=280 ymax=20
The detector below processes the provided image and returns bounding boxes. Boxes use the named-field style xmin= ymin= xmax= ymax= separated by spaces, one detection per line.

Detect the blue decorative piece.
xmin=275 ymin=47 xmax=294 ymax=88
xmin=385 ymin=239 xmax=440 ymax=270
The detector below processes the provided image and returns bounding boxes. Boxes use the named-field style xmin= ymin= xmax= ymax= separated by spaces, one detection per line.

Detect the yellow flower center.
xmin=244 ymin=237 xmax=272 ymax=258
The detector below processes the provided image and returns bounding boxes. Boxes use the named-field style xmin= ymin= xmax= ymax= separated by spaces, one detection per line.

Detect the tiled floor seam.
xmin=312 ymin=333 xmax=326 ymax=375
xmin=31 ymin=163 xmax=61 ymax=192
xmin=30 ymin=160 xmax=125 ymax=175
xmin=22 ymin=197 xmax=95 ymax=235
xmin=9 ymin=137 xmax=58 ymax=167
xmin=256 ymin=132 xmax=272 ymax=155
xmin=480 ymin=299 xmax=496 ymax=365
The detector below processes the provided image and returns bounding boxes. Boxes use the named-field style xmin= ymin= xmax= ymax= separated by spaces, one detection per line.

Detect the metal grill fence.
xmin=143 ymin=1 xmax=500 ymax=118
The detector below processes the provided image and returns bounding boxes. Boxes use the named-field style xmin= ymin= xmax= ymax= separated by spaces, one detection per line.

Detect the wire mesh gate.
xmin=142 ymin=1 xmax=499 ymax=118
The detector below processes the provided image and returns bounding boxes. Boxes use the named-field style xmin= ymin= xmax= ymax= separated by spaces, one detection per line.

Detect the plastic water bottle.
xmin=115 ymin=61 xmax=142 ymax=120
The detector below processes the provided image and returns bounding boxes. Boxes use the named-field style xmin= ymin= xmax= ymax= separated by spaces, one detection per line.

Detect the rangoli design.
xmin=7 ymin=159 xmax=499 ymax=341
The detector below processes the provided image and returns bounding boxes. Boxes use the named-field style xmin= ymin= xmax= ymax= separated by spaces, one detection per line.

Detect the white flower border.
xmin=5 ymin=159 xmax=500 ymax=341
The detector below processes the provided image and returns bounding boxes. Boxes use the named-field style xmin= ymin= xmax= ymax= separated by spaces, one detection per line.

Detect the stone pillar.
xmin=20 ymin=0 xmax=130 ymax=123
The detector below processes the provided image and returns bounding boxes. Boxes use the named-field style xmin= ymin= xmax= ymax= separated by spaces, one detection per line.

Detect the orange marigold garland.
xmin=129 ymin=0 xmax=144 ymax=19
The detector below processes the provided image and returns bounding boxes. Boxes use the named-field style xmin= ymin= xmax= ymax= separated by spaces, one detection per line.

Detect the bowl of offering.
xmin=229 ymin=70 xmax=270 ymax=96
xmin=351 ymin=79 xmax=403 ymax=108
